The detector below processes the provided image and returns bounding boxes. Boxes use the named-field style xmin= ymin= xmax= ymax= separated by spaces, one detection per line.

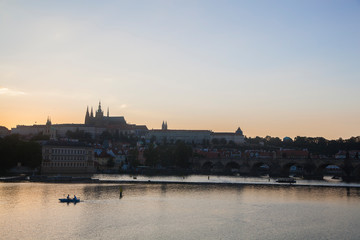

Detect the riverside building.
xmin=41 ymin=141 xmax=96 ymax=174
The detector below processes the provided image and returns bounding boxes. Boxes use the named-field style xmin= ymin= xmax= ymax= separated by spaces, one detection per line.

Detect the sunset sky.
xmin=0 ymin=0 xmax=359 ymax=139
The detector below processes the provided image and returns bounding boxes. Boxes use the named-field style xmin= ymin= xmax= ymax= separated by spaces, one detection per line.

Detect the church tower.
xmin=44 ymin=116 xmax=52 ymax=136
xmin=85 ymin=106 xmax=90 ymax=124
xmin=46 ymin=116 xmax=51 ymax=126
xmin=162 ymin=121 xmax=168 ymax=131
xmin=95 ymin=101 xmax=104 ymax=118
xmin=235 ymin=127 xmax=243 ymax=136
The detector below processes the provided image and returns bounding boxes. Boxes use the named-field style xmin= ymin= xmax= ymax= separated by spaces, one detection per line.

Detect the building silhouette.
xmin=12 ymin=102 xmax=148 ymax=139
xmin=11 ymin=103 xmax=245 ymax=144
xmin=147 ymin=122 xmax=245 ymax=145
xmin=85 ymin=101 xmax=127 ymax=127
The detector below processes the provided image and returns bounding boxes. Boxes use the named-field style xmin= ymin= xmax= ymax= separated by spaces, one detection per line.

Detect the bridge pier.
xmin=269 ymin=163 xmax=283 ymax=177
xmin=239 ymin=164 xmax=251 ymax=176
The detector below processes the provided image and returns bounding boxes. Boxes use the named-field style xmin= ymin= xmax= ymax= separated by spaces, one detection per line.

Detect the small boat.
xmin=276 ymin=178 xmax=296 ymax=183
xmin=59 ymin=198 xmax=80 ymax=203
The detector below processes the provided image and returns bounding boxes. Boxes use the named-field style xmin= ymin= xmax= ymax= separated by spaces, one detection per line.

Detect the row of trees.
xmin=244 ymin=136 xmax=360 ymax=155
xmin=143 ymin=141 xmax=193 ymax=168
xmin=66 ymin=129 xmax=92 ymax=142
xmin=0 ymin=135 xmax=42 ymax=174
xmin=98 ymin=130 xmax=138 ymax=145
xmin=65 ymin=129 xmax=139 ymax=146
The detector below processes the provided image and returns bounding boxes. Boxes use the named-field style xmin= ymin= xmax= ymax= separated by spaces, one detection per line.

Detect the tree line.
xmin=143 ymin=141 xmax=193 ymax=168
xmin=244 ymin=136 xmax=360 ymax=156
xmin=0 ymin=135 xmax=42 ymax=174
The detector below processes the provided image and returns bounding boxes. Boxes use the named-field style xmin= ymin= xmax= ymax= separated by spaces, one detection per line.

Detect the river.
xmin=1 ymin=180 xmax=360 ymax=239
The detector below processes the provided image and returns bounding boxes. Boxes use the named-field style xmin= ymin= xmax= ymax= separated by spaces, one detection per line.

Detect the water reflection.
xmin=160 ymin=184 xmax=167 ymax=196
xmin=1 ymin=182 xmax=360 ymax=240
xmin=0 ymin=184 xmax=21 ymax=209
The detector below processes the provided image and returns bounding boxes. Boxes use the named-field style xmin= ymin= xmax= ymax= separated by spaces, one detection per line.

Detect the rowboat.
xmin=59 ymin=198 xmax=80 ymax=203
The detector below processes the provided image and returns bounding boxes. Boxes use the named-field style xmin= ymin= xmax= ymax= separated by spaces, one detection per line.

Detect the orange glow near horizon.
xmin=1 ymin=1 xmax=359 ymax=140
xmin=1 ymin=100 xmax=359 ymax=140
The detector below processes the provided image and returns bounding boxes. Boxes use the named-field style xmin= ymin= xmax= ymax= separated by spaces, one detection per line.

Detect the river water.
xmin=1 ymin=180 xmax=360 ymax=239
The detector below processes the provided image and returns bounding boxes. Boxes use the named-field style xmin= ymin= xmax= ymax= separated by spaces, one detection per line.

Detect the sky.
xmin=0 ymin=0 xmax=359 ymax=139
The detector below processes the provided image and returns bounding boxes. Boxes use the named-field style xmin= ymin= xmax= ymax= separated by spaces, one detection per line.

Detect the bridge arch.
xmin=349 ymin=164 xmax=360 ymax=180
xmin=250 ymin=161 xmax=271 ymax=176
xmin=224 ymin=161 xmax=241 ymax=173
xmin=281 ymin=162 xmax=305 ymax=177
xmin=316 ymin=163 xmax=344 ymax=179
xmin=211 ymin=161 xmax=225 ymax=172
xmin=225 ymin=161 xmax=240 ymax=169
xmin=202 ymin=161 xmax=213 ymax=170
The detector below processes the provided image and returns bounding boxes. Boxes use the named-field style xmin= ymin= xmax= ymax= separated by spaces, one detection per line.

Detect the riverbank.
xmin=2 ymin=174 xmax=360 ymax=189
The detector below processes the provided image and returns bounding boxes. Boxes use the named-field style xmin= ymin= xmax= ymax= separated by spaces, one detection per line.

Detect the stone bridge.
xmin=191 ymin=157 xmax=360 ymax=179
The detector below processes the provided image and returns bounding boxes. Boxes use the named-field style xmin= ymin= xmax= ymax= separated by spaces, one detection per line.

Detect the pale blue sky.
xmin=0 ymin=0 xmax=359 ymax=139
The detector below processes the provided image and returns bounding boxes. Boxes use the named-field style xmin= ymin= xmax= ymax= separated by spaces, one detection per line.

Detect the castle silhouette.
xmin=85 ymin=101 xmax=127 ymax=127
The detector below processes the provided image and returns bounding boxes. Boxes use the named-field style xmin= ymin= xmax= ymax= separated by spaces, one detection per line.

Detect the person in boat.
xmin=67 ymin=194 xmax=70 ymax=200
xmin=74 ymin=195 xmax=77 ymax=201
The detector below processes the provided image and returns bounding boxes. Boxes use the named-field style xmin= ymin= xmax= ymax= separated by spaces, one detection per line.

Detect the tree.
xmin=266 ymin=137 xmax=282 ymax=146
xmin=150 ymin=136 xmax=156 ymax=144
xmin=219 ymin=138 xmax=227 ymax=145
xmin=294 ymin=136 xmax=307 ymax=147
xmin=174 ymin=141 xmax=192 ymax=168
xmin=202 ymin=138 xmax=210 ymax=147
xmin=144 ymin=144 xmax=159 ymax=167
xmin=0 ymin=135 xmax=42 ymax=173
xmin=106 ymin=158 xmax=115 ymax=168
xmin=99 ymin=131 xmax=112 ymax=141
xmin=211 ymin=138 xmax=219 ymax=145
xmin=158 ymin=145 xmax=174 ymax=167
xmin=343 ymin=151 xmax=353 ymax=182
xmin=31 ymin=133 xmax=50 ymax=141
xmin=162 ymin=137 xmax=168 ymax=146
xmin=127 ymin=148 xmax=140 ymax=168
xmin=66 ymin=129 xmax=92 ymax=142
xmin=228 ymin=140 xmax=236 ymax=147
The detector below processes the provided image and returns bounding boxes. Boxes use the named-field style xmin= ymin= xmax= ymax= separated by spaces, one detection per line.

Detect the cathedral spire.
xmin=107 ymin=107 xmax=109 ymax=117
xmin=98 ymin=101 xmax=102 ymax=112
xmin=85 ymin=106 xmax=90 ymax=124
xmin=162 ymin=121 xmax=168 ymax=130
xmin=96 ymin=101 xmax=104 ymax=118
xmin=90 ymin=107 xmax=94 ymax=117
